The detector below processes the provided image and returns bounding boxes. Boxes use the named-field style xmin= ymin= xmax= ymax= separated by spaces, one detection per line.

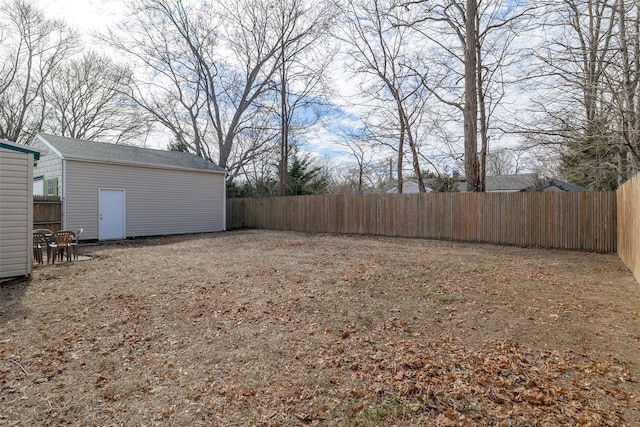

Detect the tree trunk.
xmin=464 ymin=0 xmax=479 ymax=191
xmin=405 ymin=121 xmax=427 ymax=192
xmin=476 ymin=11 xmax=487 ymax=192
xmin=279 ymin=52 xmax=289 ymax=196
xmin=397 ymin=119 xmax=405 ymax=194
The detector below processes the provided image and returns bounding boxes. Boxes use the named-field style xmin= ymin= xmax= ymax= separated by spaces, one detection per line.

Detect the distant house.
xmin=30 ymin=133 xmax=226 ymax=241
xmin=486 ymin=173 xmax=538 ymax=192
xmin=0 ymin=139 xmax=40 ymax=279
xmin=521 ymin=178 xmax=588 ymax=192
xmin=386 ymin=179 xmax=433 ymax=194
xmin=457 ymin=173 xmax=587 ymax=193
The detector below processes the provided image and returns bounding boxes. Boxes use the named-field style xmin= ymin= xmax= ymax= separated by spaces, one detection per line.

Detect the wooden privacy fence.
xmin=227 ymin=191 xmax=617 ymax=252
xmin=33 ymin=195 xmax=62 ymax=232
xmin=617 ymin=174 xmax=640 ymax=282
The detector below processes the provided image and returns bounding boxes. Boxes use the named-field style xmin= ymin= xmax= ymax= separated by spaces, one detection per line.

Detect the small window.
xmin=47 ymin=179 xmax=54 ymax=195
xmin=43 ymin=177 xmax=58 ymax=196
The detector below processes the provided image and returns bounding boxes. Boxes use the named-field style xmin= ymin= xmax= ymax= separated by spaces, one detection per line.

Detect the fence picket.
xmin=227 ymin=191 xmax=619 ymax=253
xmin=33 ymin=195 xmax=62 ymax=231
xmin=618 ymin=174 xmax=639 ymax=281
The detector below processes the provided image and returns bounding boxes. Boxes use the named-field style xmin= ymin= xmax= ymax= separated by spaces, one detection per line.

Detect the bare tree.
xmin=464 ymin=0 xmax=480 ymax=191
xmin=336 ymin=124 xmax=383 ymax=193
xmin=604 ymin=0 xmax=640 ymax=182
xmin=272 ymin=0 xmax=335 ymax=195
xmin=101 ymin=0 xmax=331 ymax=181
xmin=526 ymin=0 xmax=621 ymax=189
xmin=484 ymin=146 xmax=531 ymax=176
xmin=398 ymin=0 xmax=533 ymax=191
xmin=340 ymin=0 xmax=435 ymax=193
xmin=42 ymin=51 xmax=152 ymax=144
xmin=0 ymin=0 xmax=80 ymax=143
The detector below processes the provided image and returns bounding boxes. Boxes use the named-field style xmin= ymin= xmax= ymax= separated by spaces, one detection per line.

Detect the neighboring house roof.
xmin=1 ymin=138 xmax=40 ymax=161
xmin=522 ymin=178 xmax=588 ymax=192
xmin=456 ymin=173 xmax=587 ymax=192
xmin=457 ymin=173 xmax=537 ymax=192
xmin=386 ymin=179 xmax=433 ymax=194
xmin=32 ymin=133 xmax=225 ymax=173
xmin=486 ymin=173 xmax=537 ymax=192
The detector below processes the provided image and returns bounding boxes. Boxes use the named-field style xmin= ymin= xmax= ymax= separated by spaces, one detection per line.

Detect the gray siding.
xmin=65 ymin=160 xmax=225 ymax=240
xmin=0 ymin=148 xmax=33 ymax=278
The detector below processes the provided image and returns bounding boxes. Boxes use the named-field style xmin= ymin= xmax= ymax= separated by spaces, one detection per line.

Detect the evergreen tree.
xmin=560 ymin=136 xmax=619 ymax=191
xmin=287 ymin=154 xmax=329 ymax=195
xmin=226 ymin=177 xmax=278 ymax=198
xmin=168 ymin=136 xmax=190 ymax=153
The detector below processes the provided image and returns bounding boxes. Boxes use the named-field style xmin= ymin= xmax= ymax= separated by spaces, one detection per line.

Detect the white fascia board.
xmin=33 ymin=133 xmax=64 ymax=159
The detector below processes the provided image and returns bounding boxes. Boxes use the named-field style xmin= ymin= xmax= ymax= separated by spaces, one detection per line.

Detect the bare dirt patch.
xmin=1 ymin=230 xmax=639 ymax=426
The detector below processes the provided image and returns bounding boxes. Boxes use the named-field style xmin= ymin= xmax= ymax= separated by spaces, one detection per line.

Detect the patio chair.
xmin=69 ymin=228 xmax=83 ymax=260
xmin=33 ymin=229 xmax=53 ymax=262
xmin=48 ymin=230 xmax=76 ymax=264
xmin=33 ymin=232 xmax=48 ymax=264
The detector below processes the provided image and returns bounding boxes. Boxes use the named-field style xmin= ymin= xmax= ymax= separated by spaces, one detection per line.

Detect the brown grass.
xmin=1 ymin=230 xmax=639 ymax=426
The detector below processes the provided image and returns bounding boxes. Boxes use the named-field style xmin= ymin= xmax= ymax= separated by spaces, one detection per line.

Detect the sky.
xmin=27 ymin=0 xmax=478 ymax=178
xmin=34 ymin=0 xmax=124 ymax=34
xmin=32 ymin=0 xmax=356 ymax=161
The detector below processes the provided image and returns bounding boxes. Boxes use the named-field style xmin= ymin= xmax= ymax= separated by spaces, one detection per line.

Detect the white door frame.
xmin=98 ymin=188 xmax=126 ymax=240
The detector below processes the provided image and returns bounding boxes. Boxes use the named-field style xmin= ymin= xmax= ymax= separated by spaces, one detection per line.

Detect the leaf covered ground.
xmin=1 ymin=230 xmax=639 ymax=426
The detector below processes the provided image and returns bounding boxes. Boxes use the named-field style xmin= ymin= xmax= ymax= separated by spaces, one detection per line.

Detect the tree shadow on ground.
xmin=0 ymin=277 xmax=32 ymax=324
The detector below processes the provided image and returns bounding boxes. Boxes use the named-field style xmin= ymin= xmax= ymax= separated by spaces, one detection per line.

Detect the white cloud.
xmin=33 ymin=0 xmax=125 ymax=35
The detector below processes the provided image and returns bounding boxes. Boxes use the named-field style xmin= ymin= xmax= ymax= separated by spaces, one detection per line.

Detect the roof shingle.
xmin=34 ymin=133 xmax=225 ymax=173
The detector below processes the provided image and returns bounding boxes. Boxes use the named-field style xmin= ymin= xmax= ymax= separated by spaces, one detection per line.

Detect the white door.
xmin=99 ymin=189 xmax=125 ymax=240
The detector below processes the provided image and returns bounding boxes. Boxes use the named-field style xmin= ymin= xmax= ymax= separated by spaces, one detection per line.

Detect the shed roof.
xmin=0 ymin=138 xmax=40 ymax=161
xmin=33 ymin=133 xmax=225 ymax=173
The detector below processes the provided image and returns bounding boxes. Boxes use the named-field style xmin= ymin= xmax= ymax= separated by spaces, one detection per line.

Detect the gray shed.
xmin=0 ymin=139 xmax=40 ymax=279
xmin=30 ymin=133 xmax=226 ymax=241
